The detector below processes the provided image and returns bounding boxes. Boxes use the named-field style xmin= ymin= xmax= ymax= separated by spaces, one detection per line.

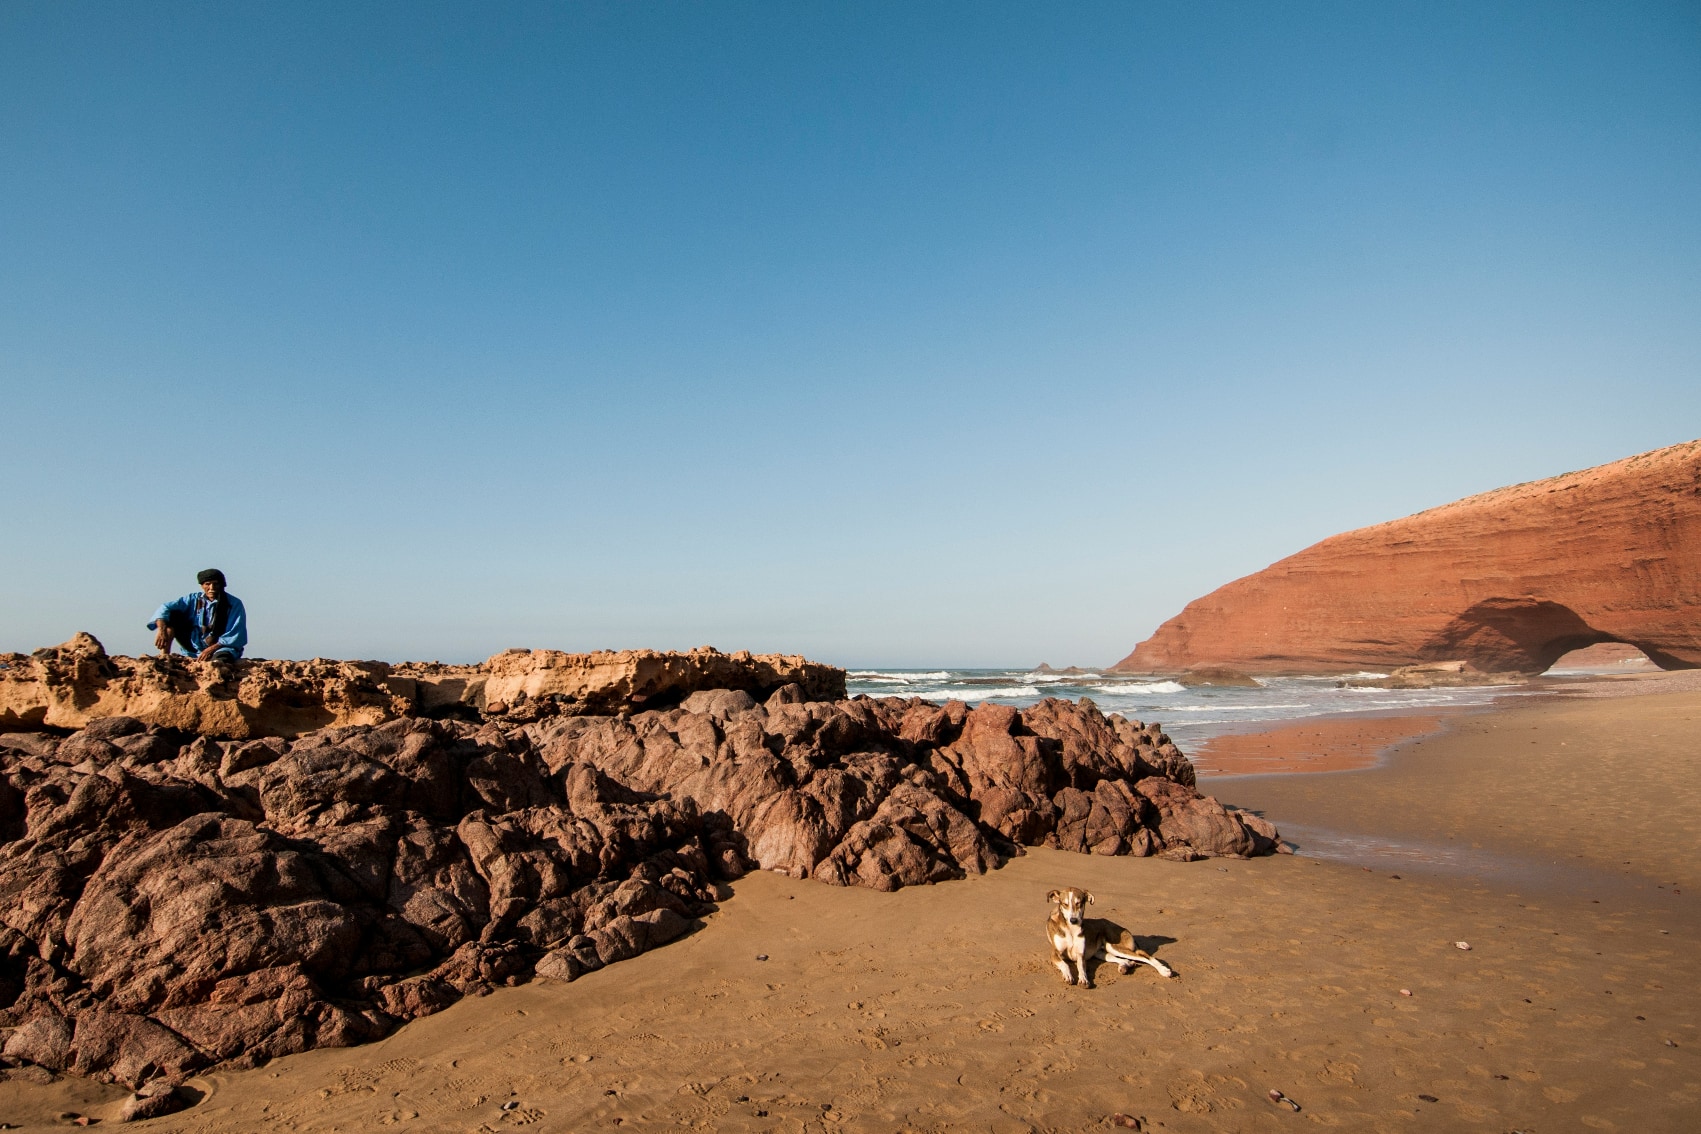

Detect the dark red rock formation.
xmin=0 ymin=692 xmax=1275 ymax=1088
xmin=1116 ymin=440 xmax=1701 ymax=675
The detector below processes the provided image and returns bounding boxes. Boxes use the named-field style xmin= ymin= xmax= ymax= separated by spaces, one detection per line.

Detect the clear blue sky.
xmin=3 ymin=1 xmax=1698 ymax=667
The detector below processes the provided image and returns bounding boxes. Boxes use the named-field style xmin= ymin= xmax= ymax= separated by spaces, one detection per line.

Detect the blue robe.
xmin=148 ymin=592 xmax=248 ymax=657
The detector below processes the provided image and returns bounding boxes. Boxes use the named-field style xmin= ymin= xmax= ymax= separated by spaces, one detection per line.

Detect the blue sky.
xmin=3 ymin=1 xmax=1698 ymax=667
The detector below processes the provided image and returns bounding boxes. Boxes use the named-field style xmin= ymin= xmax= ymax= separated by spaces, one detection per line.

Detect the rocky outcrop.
xmin=408 ymin=645 xmax=845 ymax=718
xmin=0 ymin=637 xmax=844 ymax=739
xmin=1176 ymin=666 xmax=1262 ymax=688
xmin=1116 ymin=440 xmax=1701 ymax=675
xmin=1341 ymin=661 xmax=1528 ymax=689
xmin=0 ymin=691 xmax=1275 ymax=1088
xmin=0 ymin=634 xmax=411 ymax=739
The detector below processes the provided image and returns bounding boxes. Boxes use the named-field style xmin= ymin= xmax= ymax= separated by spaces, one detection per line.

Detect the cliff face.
xmin=1116 ymin=440 xmax=1701 ymax=675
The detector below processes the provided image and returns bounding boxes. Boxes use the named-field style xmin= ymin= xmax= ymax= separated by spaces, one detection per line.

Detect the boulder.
xmin=1177 ymin=666 xmax=1261 ymax=688
xmin=118 ymin=1079 xmax=190 ymax=1122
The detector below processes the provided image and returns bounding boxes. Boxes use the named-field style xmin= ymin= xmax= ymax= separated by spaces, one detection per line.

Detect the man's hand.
xmin=155 ymin=625 xmax=174 ymax=655
xmin=198 ymin=644 xmax=221 ymax=661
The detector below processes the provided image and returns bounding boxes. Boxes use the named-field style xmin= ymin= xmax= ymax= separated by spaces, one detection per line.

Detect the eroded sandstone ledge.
xmin=0 ymin=641 xmax=1279 ymax=1096
xmin=0 ymin=635 xmax=844 ymax=739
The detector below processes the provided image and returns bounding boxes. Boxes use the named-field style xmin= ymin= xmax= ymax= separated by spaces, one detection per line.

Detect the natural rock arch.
xmin=1113 ymin=440 xmax=1701 ymax=676
xmin=1415 ymin=597 xmax=1677 ymax=675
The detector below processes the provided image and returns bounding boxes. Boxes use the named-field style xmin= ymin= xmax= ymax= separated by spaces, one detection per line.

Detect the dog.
xmin=1046 ymin=887 xmax=1174 ymax=987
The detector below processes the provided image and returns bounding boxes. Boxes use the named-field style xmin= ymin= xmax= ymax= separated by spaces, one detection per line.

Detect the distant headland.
xmin=1114 ymin=439 xmax=1701 ymax=676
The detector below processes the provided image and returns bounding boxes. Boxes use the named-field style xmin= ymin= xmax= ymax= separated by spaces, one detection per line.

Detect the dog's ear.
xmin=1084 ymin=891 xmax=1095 ymax=905
xmin=1045 ymin=889 xmax=1060 ymax=904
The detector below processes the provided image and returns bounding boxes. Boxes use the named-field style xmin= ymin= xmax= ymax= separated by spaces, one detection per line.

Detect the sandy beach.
xmin=3 ymin=681 xmax=1697 ymax=1133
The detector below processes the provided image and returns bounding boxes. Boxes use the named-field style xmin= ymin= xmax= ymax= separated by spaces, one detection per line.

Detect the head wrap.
xmin=196 ymin=569 xmax=226 ymax=587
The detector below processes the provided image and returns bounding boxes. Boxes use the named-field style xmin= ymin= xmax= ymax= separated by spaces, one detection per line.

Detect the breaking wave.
xmin=1091 ymin=681 xmax=1185 ymax=695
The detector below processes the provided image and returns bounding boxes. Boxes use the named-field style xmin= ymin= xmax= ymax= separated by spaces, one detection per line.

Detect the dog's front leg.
xmin=1104 ymin=943 xmax=1175 ymax=979
xmin=1074 ymin=947 xmax=1092 ymax=989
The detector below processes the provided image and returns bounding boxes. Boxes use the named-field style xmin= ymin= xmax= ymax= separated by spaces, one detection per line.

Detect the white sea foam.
xmin=1156 ymin=702 xmax=1309 ymax=712
xmin=849 ymin=670 xmax=953 ymax=683
xmin=880 ymin=685 xmax=1042 ymax=701
xmin=1090 ymin=681 xmax=1185 ymax=695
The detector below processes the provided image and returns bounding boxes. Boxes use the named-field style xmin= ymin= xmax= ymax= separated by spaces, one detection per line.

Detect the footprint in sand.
xmin=501 ymin=1106 xmax=546 ymax=1125
xmin=1317 ymin=1059 xmax=1360 ymax=1086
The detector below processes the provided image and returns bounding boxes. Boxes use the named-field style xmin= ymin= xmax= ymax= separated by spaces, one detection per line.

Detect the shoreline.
xmin=1191 ymin=709 xmax=1458 ymax=776
xmin=1192 ymin=666 xmax=1701 ymax=778
xmin=1209 ymin=679 xmax=1701 ymax=900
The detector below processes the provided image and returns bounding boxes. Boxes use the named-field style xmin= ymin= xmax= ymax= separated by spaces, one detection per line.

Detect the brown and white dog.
xmin=1046 ymin=887 xmax=1174 ymax=987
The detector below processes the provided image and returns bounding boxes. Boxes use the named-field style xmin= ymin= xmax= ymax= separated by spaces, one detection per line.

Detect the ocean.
xmin=844 ymin=667 xmax=1541 ymax=752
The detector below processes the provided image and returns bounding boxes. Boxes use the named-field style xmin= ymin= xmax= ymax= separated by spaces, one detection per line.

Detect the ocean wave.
xmin=873 ymin=685 xmax=1042 ymax=701
xmin=848 ymin=671 xmax=953 ymax=683
xmin=1090 ymin=681 xmax=1185 ymax=695
xmin=1274 ymin=672 xmax=1390 ymax=683
xmin=1154 ymin=702 xmax=1311 ymax=712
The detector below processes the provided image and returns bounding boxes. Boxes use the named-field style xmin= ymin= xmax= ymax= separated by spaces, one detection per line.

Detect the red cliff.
xmin=1115 ymin=440 xmax=1701 ymax=675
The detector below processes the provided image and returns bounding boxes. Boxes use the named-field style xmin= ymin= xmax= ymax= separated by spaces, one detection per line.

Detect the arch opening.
xmin=1422 ymin=597 xmax=1694 ymax=673
xmin=1422 ymin=597 xmax=1616 ymax=674
xmin=1543 ymin=642 xmax=1654 ymax=674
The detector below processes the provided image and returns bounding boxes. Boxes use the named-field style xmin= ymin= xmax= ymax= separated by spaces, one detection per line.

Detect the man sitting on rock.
xmin=149 ymin=568 xmax=248 ymax=662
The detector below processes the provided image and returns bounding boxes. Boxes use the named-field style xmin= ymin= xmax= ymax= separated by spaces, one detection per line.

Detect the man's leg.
xmin=164 ymin=609 xmax=198 ymax=655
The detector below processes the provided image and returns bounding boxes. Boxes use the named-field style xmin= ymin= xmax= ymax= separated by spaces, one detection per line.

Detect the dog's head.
xmin=1046 ymin=887 xmax=1093 ymax=927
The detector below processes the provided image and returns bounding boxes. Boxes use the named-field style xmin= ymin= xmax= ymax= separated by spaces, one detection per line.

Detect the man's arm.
xmin=150 ymin=596 xmax=189 ymax=655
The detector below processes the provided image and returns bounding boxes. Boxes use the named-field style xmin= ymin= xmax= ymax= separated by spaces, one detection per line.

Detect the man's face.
xmin=201 ymin=580 xmax=223 ymax=600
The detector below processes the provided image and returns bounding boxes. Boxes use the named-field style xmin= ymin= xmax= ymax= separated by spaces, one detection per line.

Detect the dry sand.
xmin=3 ymin=685 xmax=1697 ymax=1133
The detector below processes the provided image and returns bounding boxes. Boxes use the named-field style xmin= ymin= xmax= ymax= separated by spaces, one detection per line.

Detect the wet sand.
xmin=1191 ymin=712 xmax=1452 ymax=776
xmin=1206 ymin=681 xmax=1701 ymax=888
xmin=3 ymin=685 xmax=1698 ymax=1132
